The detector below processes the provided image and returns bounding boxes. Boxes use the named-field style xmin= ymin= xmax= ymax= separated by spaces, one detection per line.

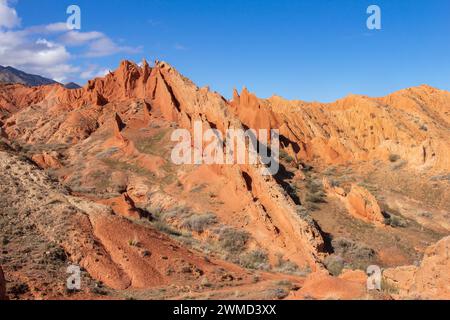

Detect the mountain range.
xmin=0 ymin=65 xmax=80 ymax=89
xmin=0 ymin=59 xmax=448 ymax=300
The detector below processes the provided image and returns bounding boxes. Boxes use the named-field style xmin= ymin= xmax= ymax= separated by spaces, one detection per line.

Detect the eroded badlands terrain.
xmin=0 ymin=60 xmax=448 ymax=300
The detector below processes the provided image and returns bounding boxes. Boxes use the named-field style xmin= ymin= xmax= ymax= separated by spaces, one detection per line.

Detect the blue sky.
xmin=1 ymin=0 xmax=449 ymax=101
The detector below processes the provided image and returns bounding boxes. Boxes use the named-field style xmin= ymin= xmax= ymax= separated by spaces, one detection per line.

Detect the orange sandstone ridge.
xmin=3 ymin=59 xmax=449 ymax=172
xmin=0 ymin=59 xmax=449 ymax=300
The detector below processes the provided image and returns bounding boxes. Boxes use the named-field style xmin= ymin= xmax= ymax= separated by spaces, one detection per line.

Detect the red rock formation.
xmin=2 ymin=60 xmax=449 ymax=174
xmin=345 ymin=184 xmax=385 ymax=225
xmin=1 ymin=59 xmax=449 ymax=296
xmin=323 ymin=178 xmax=385 ymax=225
xmin=322 ymin=177 xmax=347 ymax=197
xmin=231 ymin=86 xmax=450 ymax=173
xmin=288 ymin=269 xmax=368 ymax=300
xmin=31 ymin=152 xmax=62 ymax=169
xmin=1 ymin=58 xmax=447 ymax=267
xmin=99 ymin=193 xmax=143 ymax=220
xmin=383 ymin=236 xmax=450 ymax=299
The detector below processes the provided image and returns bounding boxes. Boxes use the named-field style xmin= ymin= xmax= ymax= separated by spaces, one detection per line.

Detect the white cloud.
xmin=24 ymin=22 xmax=69 ymax=35
xmin=59 ymin=30 xmax=104 ymax=46
xmin=0 ymin=1 xmax=141 ymax=82
xmin=96 ymin=68 xmax=110 ymax=77
xmin=85 ymin=36 xmax=142 ymax=57
xmin=60 ymin=30 xmax=141 ymax=57
xmin=0 ymin=1 xmax=74 ymax=81
xmin=174 ymin=43 xmax=187 ymax=51
xmin=0 ymin=32 xmax=78 ymax=81
xmin=0 ymin=0 xmax=20 ymax=29
xmin=79 ymin=64 xmax=110 ymax=79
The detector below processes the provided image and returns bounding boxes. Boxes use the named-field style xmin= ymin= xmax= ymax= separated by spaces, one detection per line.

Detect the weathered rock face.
xmin=383 ymin=236 xmax=450 ymax=299
xmin=0 ymin=150 xmax=262 ymax=293
xmin=231 ymin=86 xmax=450 ymax=174
xmin=1 ymin=59 xmax=449 ymax=299
xmin=288 ymin=269 xmax=368 ymax=300
xmin=345 ymin=185 xmax=385 ymax=225
xmin=3 ymin=60 xmax=450 ymax=175
xmin=0 ymin=265 xmax=6 ymax=300
xmin=322 ymin=177 xmax=347 ymax=197
xmin=323 ymin=178 xmax=385 ymax=225
xmin=0 ymin=59 xmax=328 ymax=278
xmin=31 ymin=152 xmax=62 ymax=169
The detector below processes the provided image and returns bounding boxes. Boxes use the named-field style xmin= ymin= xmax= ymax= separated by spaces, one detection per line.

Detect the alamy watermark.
xmin=367 ymin=5 xmax=382 ymax=30
xmin=366 ymin=265 xmax=382 ymax=291
xmin=66 ymin=5 xmax=81 ymax=30
xmin=171 ymin=121 xmax=280 ymax=175
xmin=66 ymin=264 xmax=81 ymax=291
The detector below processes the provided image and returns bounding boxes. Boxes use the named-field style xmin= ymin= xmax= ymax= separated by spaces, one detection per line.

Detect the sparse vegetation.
xmin=385 ymin=214 xmax=408 ymax=228
xmin=181 ymin=213 xmax=217 ymax=233
xmin=389 ymin=154 xmax=401 ymax=162
xmin=332 ymin=238 xmax=375 ymax=260
xmin=279 ymin=150 xmax=295 ymax=164
xmin=128 ymin=236 xmax=140 ymax=247
xmin=200 ymin=277 xmax=212 ymax=288
xmin=419 ymin=212 xmax=432 ymax=218
xmin=95 ymin=147 xmax=119 ymax=159
xmin=295 ymin=205 xmax=315 ymax=227
xmin=323 ymin=166 xmax=337 ymax=176
xmin=381 ymin=278 xmax=400 ymax=295
xmin=91 ymin=282 xmax=109 ymax=296
xmin=330 ymin=237 xmax=376 ymax=271
xmin=305 ymin=191 xmax=326 ymax=204
xmin=214 ymin=226 xmax=250 ymax=253
xmin=237 ymin=249 xmax=269 ymax=270
xmin=44 ymin=245 xmax=67 ymax=263
xmin=153 ymin=221 xmax=182 ymax=236
xmin=9 ymin=283 xmax=30 ymax=297
xmin=102 ymin=158 xmax=154 ymax=178
xmin=2 ymin=236 xmax=10 ymax=246
xmin=190 ymin=184 xmax=207 ymax=193
xmin=274 ymin=253 xmax=304 ymax=275
xmin=324 ymin=255 xmax=345 ymax=276
xmin=303 ymin=178 xmax=327 ymax=209
xmin=266 ymin=288 xmax=289 ymax=300
xmin=391 ymin=159 xmax=407 ymax=171
xmin=135 ymin=130 xmax=169 ymax=156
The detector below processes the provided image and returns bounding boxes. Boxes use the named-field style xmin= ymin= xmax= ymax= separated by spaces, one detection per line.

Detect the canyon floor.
xmin=0 ymin=60 xmax=449 ymax=300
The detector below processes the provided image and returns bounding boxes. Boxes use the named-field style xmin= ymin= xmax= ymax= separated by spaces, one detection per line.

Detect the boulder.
xmin=383 ymin=236 xmax=450 ymax=299
xmin=289 ymin=270 xmax=368 ymax=300
xmin=323 ymin=178 xmax=385 ymax=225
xmin=345 ymin=184 xmax=385 ymax=225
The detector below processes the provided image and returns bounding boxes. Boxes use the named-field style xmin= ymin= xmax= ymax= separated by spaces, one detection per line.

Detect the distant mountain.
xmin=0 ymin=65 xmax=58 ymax=87
xmin=64 ymin=82 xmax=82 ymax=89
